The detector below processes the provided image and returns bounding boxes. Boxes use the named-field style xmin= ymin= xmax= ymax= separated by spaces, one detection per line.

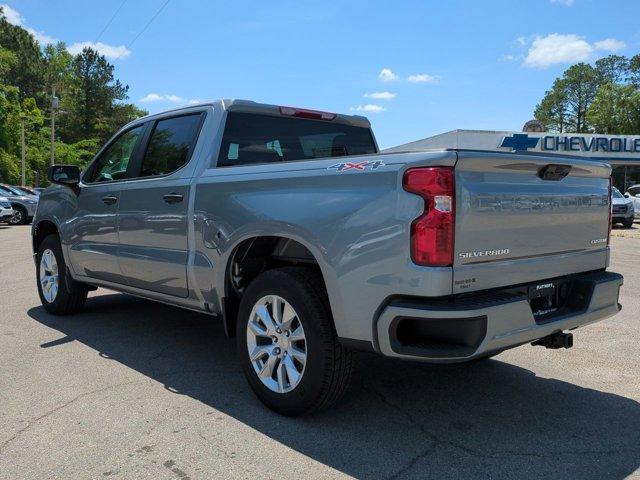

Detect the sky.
xmin=2 ymin=0 xmax=640 ymax=149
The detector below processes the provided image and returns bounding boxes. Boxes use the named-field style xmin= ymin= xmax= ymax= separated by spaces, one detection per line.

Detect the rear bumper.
xmin=374 ymin=270 xmax=623 ymax=363
xmin=0 ymin=207 xmax=13 ymax=220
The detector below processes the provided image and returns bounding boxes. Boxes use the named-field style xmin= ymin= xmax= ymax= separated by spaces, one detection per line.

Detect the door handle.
xmin=101 ymin=195 xmax=118 ymax=205
xmin=163 ymin=193 xmax=184 ymax=204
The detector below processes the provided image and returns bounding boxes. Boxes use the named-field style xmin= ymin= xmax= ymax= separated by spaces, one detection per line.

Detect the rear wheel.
xmin=237 ymin=267 xmax=353 ymax=416
xmin=36 ymin=234 xmax=87 ymax=314
xmin=9 ymin=205 xmax=27 ymax=225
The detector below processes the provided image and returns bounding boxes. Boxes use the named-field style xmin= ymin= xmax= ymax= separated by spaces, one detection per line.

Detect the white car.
xmin=0 ymin=196 xmax=14 ymax=223
xmin=626 ymin=185 xmax=640 ymax=219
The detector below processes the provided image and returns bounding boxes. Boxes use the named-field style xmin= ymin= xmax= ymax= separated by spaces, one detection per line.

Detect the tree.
xmin=0 ymin=46 xmax=17 ymax=84
xmin=561 ymin=63 xmax=600 ymax=132
xmin=0 ymin=13 xmax=147 ymax=184
xmin=0 ymin=8 xmax=45 ymax=101
xmin=629 ymin=54 xmax=640 ymax=87
xmin=0 ymin=84 xmax=22 ymax=182
xmin=587 ymin=83 xmax=640 ymax=134
xmin=59 ymin=48 xmax=128 ymax=143
xmin=535 ymin=63 xmax=601 ymax=133
xmin=595 ymin=55 xmax=630 ymax=84
xmin=534 ymin=78 xmax=569 ymax=132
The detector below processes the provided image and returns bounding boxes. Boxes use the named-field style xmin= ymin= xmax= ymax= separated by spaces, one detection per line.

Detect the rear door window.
xmin=218 ymin=112 xmax=377 ymax=167
xmin=139 ymin=114 xmax=203 ymax=177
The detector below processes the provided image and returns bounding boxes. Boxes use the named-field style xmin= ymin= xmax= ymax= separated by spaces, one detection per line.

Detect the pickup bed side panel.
xmin=192 ymin=151 xmax=457 ymax=341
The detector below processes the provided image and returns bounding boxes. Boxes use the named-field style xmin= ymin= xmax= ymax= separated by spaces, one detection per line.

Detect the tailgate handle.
xmin=538 ymin=164 xmax=571 ymax=181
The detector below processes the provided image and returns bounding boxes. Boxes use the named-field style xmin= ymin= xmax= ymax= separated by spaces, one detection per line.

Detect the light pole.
xmin=50 ymin=86 xmax=59 ymax=166
xmin=19 ymin=113 xmax=26 ymax=186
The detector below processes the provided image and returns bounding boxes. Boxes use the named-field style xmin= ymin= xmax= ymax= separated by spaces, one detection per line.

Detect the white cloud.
xmin=139 ymin=93 xmax=184 ymax=103
xmin=350 ymin=104 xmax=387 ymax=113
xmin=407 ymin=73 xmax=439 ymax=84
xmin=594 ymin=38 xmax=626 ymax=52
xmin=27 ymin=27 xmax=56 ymax=45
xmin=139 ymin=93 xmax=201 ymax=106
xmin=67 ymin=41 xmax=131 ymax=59
xmin=500 ymin=54 xmax=519 ymax=62
xmin=550 ymin=0 xmax=574 ymax=5
xmin=364 ymin=91 xmax=397 ymax=100
xmin=523 ymin=33 xmax=627 ymax=68
xmin=1 ymin=3 xmax=24 ymax=25
xmin=524 ymin=34 xmax=592 ymax=68
xmin=1 ymin=4 xmax=56 ymax=44
xmin=378 ymin=68 xmax=398 ymax=82
xmin=516 ymin=36 xmax=527 ymax=46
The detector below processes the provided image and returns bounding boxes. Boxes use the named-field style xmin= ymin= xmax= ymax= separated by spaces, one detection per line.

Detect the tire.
xmin=623 ymin=218 xmax=634 ymax=228
xmin=237 ymin=267 xmax=353 ymax=416
xmin=36 ymin=234 xmax=88 ymax=315
xmin=9 ymin=205 xmax=28 ymax=225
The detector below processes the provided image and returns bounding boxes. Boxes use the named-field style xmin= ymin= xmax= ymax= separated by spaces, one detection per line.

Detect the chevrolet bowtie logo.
xmin=500 ymin=134 xmax=540 ymax=151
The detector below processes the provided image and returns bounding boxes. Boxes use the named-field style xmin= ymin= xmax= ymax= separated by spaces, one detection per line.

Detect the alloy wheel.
xmin=39 ymin=248 xmax=59 ymax=303
xmin=246 ymin=295 xmax=307 ymax=393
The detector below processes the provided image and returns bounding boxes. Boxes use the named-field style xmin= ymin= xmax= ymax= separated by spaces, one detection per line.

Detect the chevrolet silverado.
xmin=32 ymin=100 xmax=623 ymax=415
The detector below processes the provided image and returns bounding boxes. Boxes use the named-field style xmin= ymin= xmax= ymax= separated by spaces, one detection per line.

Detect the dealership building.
xmin=386 ymin=130 xmax=640 ymax=192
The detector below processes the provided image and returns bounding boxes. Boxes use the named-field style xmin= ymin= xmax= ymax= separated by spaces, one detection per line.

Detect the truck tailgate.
xmin=453 ymin=152 xmax=610 ymax=294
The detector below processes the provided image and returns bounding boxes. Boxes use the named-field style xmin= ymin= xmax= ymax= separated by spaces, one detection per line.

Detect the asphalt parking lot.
xmin=1 ymin=224 xmax=639 ymax=480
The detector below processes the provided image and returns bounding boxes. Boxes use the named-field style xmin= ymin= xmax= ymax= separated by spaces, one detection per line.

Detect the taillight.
xmin=403 ymin=167 xmax=455 ymax=267
xmin=608 ymin=176 xmax=612 ymax=245
xmin=279 ymin=106 xmax=336 ymax=121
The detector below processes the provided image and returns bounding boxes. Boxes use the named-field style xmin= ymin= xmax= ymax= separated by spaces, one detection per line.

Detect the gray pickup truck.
xmin=33 ymin=100 xmax=623 ymax=415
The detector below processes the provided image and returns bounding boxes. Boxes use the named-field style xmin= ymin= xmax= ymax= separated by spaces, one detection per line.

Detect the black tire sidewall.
xmin=236 ymin=268 xmax=333 ymax=415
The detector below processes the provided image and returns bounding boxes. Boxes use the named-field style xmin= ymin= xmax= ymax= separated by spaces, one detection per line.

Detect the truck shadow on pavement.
xmin=29 ymin=293 xmax=640 ymax=480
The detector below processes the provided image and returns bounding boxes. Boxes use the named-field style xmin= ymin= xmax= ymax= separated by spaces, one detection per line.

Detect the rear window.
xmin=217 ymin=112 xmax=377 ymax=167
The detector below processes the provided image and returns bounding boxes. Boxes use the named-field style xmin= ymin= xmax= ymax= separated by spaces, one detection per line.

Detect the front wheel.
xmin=623 ymin=218 xmax=634 ymax=229
xmin=237 ymin=267 xmax=353 ymax=416
xmin=36 ymin=234 xmax=87 ymax=314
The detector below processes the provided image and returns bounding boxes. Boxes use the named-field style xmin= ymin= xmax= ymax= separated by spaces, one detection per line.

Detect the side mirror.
xmin=624 ymin=192 xmax=630 ymax=198
xmin=48 ymin=165 xmax=80 ymax=186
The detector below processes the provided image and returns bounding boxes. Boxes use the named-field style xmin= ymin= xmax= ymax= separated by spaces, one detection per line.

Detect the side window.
xmin=87 ymin=125 xmax=144 ymax=183
xmin=139 ymin=114 xmax=202 ymax=177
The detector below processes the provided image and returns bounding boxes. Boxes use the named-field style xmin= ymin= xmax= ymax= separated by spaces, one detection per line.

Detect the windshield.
xmin=218 ymin=112 xmax=377 ymax=167
xmin=612 ymin=187 xmax=624 ymax=199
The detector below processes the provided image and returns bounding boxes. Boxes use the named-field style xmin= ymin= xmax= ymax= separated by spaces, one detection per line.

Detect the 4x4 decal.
xmin=327 ymin=160 xmax=385 ymax=172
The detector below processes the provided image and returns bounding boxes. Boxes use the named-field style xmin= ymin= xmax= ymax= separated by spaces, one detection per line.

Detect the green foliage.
xmin=60 ymin=47 xmax=130 ymax=144
xmin=535 ymin=54 xmax=640 ymax=135
xmin=0 ymin=46 xmax=17 ymax=83
xmin=0 ymin=8 xmax=45 ymax=100
xmin=0 ymin=84 xmax=21 ymax=153
xmin=0 ymin=7 xmax=147 ymax=186
xmin=587 ymin=83 xmax=640 ymax=135
xmin=0 ymin=149 xmax=20 ymax=184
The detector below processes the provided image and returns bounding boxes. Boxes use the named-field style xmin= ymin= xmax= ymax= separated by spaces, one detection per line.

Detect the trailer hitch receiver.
xmin=531 ymin=331 xmax=573 ymax=349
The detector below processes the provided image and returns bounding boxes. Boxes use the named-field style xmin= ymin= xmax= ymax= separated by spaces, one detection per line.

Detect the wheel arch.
xmin=32 ymin=219 xmax=59 ymax=257
xmin=220 ymin=234 xmax=338 ymax=338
